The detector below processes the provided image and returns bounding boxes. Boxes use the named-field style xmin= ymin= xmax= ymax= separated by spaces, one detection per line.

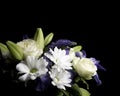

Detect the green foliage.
xmin=75 ymin=77 xmax=89 ymax=89
xmin=70 ymin=84 xmax=90 ymax=96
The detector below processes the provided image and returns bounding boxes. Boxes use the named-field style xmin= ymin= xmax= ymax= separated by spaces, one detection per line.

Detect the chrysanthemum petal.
xmin=19 ymin=73 xmax=29 ymax=81
xmin=16 ymin=63 xmax=30 ymax=73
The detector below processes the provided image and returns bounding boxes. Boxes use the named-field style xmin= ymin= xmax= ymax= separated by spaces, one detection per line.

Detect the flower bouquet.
xmin=0 ymin=28 xmax=105 ymax=96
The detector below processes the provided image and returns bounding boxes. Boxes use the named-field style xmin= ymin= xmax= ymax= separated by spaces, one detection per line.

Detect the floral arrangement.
xmin=0 ymin=28 xmax=105 ymax=96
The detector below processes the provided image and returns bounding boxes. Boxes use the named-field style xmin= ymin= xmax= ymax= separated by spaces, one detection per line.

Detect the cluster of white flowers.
xmin=0 ymin=28 xmax=105 ymax=96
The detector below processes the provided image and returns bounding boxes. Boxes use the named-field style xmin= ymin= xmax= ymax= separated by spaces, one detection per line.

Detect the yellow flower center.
xmin=30 ymin=68 xmax=37 ymax=73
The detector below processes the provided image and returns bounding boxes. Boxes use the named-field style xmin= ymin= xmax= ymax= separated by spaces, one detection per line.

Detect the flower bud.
xmin=73 ymin=45 xmax=82 ymax=52
xmin=44 ymin=32 xmax=54 ymax=46
xmin=73 ymin=58 xmax=97 ymax=80
xmin=6 ymin=41 xmax=23 ymax=60
xmin=34 ymin=28 xmax=44 ymax=49
xmin=0 ymin=42 xmax=10 ymax=58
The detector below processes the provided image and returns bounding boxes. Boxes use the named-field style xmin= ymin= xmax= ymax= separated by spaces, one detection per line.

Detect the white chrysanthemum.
xmin=17 ymin=39 xmax=43 ymax=58
xmin=16 ymin=56 xmax=48 ymax=81
xmin=73 ymin=57 xmax=97 ymax=80
xmin=45 ymin=47 xmax=73 ymax=71
xmin=49 ymin=68 xmax=72 ymax=90
xmin=69 ymin=48 xmax=76 ymax=59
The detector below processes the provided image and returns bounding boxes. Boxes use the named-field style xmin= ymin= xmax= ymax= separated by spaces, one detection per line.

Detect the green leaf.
xmin=56 ymin=89 xmax=70 ymax=96
xmin=57 ymin=91 xmax=64 ymax=96
xmin=71 ymin=83 xmax=90 ymax=96
xmin=71 ymin=84 xmax=82 ymax=96
xmin=75 ymin=76 xmax=81 ymax=83
xmin=6 ymin=41 xmax=23 ymax=60
xmin=34 ymin=28 xmax=44 ymax=49
xmin=44 ymin=32 xmax=54 ymax=46
xmin=73 ymin=46 xmax=82 ymax=52
xmin=79 ymin=88 xmax=91 ymax=96
xmin=81 ymin=78 xmax=89 ymax=89
xmin=61 ymin=89 xmax=70 ymax=96
xmin=75 ymin=77 xmax=89 ymax=89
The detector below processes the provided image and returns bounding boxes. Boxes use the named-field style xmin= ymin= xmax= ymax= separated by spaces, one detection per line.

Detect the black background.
xmin=0 ymin=2 xmax=117 ymax=96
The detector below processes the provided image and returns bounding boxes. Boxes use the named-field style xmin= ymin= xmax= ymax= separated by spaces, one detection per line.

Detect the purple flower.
xmin=48 ymin=39 xmax=77 ymax=49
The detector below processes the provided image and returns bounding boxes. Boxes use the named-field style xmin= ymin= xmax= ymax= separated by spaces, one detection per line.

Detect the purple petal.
xmin=65 ymin=48 xmax=70 ymax=55
xmin=43 ymin=56 xmax=53 ymax=69
xmin=67 ymin=70 xmax=76 ymax=84
xmin=93 ymin=74 xmax=102 ymax=86
xmin=90 ymin=58 xmax=106 ymax=71
xmin=96 ymin=64 xmax=106 ymax=71
xmin=56 ymin=39 xmax=77 ymax=46
xmin=48 ymin=39 xmax=77 ymax=49
xmin=75 ymin=52 xmax=81 ymax=57
xmin=75 ymin=50 xmax=86 ymax=58
xmin=36 ymin=73 xmax=51 ymax=92
xmin=81 ymin=50 xmax=87 ymax=57
xmin=90 ymin=58 xmax=100 ymax=65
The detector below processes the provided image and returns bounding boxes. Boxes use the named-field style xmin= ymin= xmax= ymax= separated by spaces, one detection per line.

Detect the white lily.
xmin=16 ymin=56 xmax=48 ymax=81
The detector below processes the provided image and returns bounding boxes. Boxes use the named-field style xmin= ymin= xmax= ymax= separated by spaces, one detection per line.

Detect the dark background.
xmin=0 ymin=3 xmax=117 ymax=96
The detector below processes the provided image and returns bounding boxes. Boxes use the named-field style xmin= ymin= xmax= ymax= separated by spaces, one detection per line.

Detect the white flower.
xmin=73 ymin=57 xmax=97 ymax=80
xmin=16 ymin=56 xmax=48 ymax=81
xmin=17 ymin=39 xmax=43 ymax=58
xmin=45 ymin=47 xmax=73 ymax=71
xmin=49 ymin=68 xmax=72 ymax=90
xmin=69 ymin=48 xmax=76 ymax=59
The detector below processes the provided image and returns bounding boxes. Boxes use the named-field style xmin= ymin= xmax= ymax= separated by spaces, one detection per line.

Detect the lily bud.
xmin=44 ymin=32 xmax=54 ymax=46
xmin=73 ymin=45 xmax=82 ymax=52
xmin=0 ymin=42 xmax=10 ymax=58
xmin=6 ymin=41 xmax=23 ymax=60
xmin=34 ymin=28 xmax=44 ymax=49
